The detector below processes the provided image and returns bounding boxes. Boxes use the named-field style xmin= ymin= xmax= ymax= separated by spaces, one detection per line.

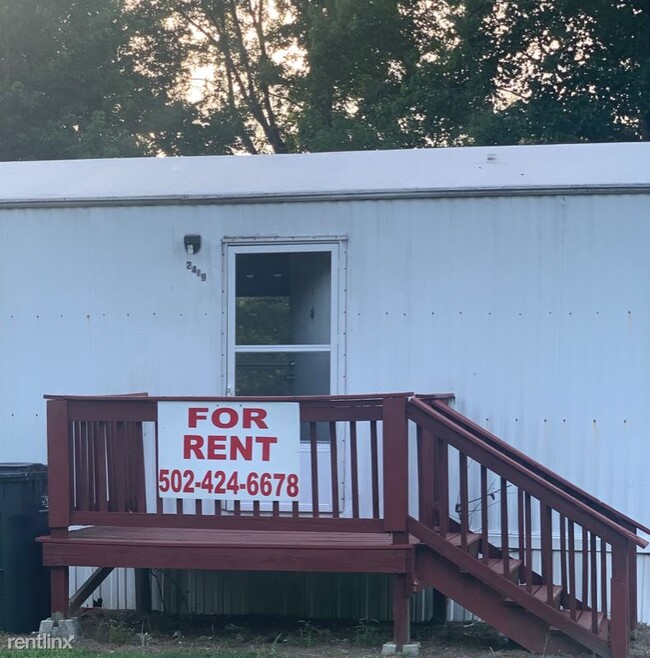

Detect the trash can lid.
xmin=0 ymin=463 xmax=47 ymax=479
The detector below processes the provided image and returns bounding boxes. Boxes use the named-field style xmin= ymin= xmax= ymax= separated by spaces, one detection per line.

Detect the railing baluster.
xmin=591 ymin=532 xmax=599 ymax=632
xmin=272 ymin=501 xmax=279 ymax=517
xmin=481 ymin=465 xmax=489 ymax=564
xmin=350 ymin=421 xmax=359 ymax=519
xmin=418 ymin=425 xmax=435 ymax=526
xmin=106 ymin=422 xmax=115 ymax=511
xmin=96 ymin=422 xmax=108 ymax=512
xmin=329 ymin=422 xmax=339 ymax=518
xmin=124 ymin=422 xmax=133 ymax=511
xmin=437 ymin=437 xmax=449 ymax=538
xmin=583 ymin=526 xmax=589 ymax=611
xmin=253 ymin=501 xmax=260 ymax=517
xmin=133 ymin=423 xmax=146 ymax=513
xmin=310 ymin=421 xmax=319 ymax=518
xmin=234 ymin=500 xmax=241 ymax=516
xmin=601 ymin=538 xmax=608 ymax=617
xmin=87 ymin=421 xmax=96 ymax=510
xmin=126 ymin=422 xmax=138 ymax=512
xmin=114 ymin=423 xmax=127 ymax=512
xmin=73 ymin=421 xmax=81 ymax=510
xmin=500 ymin=477 xmax=509 ymax=575
xmin=525 ymin=493 xmax=532 ymax=592
xmin=459 ymin=452 xmax=468 ymax=551
xmin=569 ymin=520 xmax=577 ymax=620
xmin=540 ymin=502 xmax=553 ymax=605
xmin=370 ymin=420 xmax=379 ymax=519
xmin=517 ymin=487 xmax=524 ymax=565
xmin=155 ymin=422 xmax=163 ymax=514
xmin=560 ymin=514 xmax=567 ymax=595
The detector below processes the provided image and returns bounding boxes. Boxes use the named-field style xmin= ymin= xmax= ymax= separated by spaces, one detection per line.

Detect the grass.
xmin=0 ymin=653 xmax=273 ymax=658
xmin=0 ymin=619 xmax=647 ymax=658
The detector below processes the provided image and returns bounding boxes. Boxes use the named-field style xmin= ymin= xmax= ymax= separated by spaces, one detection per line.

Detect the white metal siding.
xmin=1 ymin=190 xmax=648 ymax=619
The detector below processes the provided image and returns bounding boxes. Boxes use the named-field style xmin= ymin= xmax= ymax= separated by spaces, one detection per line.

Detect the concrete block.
xmin=381 ymin=642 xmax=397 ymax=655
xmin=38 ymin=619 xmax=54 ymax=635
xmin=38 ymin=617 xmax=81 ymax=640
xmin=402 ymin=642 xmax=421 ymax=657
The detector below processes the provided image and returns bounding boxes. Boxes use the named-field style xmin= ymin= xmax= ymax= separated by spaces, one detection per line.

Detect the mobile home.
xmin=1 ymin=143 xmax=648 ymax=635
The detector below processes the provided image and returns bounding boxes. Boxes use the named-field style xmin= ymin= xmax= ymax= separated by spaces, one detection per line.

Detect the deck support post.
xmin=135 ymin=568 xmax=152 ymax=614
xmin=392 ymin=574 xmax=410 ymax=648
xmin=432 ymin=589 xmax=447 ymax=623
xmin=50 ymin=566 xmax=69 ymax=617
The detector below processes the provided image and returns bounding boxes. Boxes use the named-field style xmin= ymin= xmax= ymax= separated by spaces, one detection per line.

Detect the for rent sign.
xmin=157 ymin=401 xmax=300 ymax=501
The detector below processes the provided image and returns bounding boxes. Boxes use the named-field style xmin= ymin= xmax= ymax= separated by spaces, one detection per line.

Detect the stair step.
xmin=487 ymin=557 xmax=522 ymax=579
xmin=445 ymin=532 xmax=481 ymax=555
xmin=504 ymin=584 xmax=563 ymax=608
xmin=551 ymin=610 xmax=608 ymax=637
xmin=459 ymin=557 xmax=522 ymax=580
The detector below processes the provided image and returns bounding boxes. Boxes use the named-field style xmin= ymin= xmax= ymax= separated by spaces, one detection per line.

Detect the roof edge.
xmin=2 ymin=182 xmax=650 ymax=209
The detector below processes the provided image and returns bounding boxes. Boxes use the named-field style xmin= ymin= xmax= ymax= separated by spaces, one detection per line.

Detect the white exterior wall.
xmin=0 ymin=148 xmax=648 ymax=619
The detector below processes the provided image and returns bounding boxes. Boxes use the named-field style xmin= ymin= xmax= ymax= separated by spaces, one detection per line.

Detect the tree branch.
xmin=225 ymin=0 xmax=287 ymax=152
xmin=175 ymin=6 xmax=258 ymax=154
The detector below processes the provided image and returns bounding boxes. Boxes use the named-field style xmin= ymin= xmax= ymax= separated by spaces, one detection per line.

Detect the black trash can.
xmin=0 ymin=463 xmax=50 ymax=632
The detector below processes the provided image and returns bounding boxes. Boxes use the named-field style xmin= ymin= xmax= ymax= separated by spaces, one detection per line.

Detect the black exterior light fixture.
xmin=184 ymin=234 xmax=201 ymax=255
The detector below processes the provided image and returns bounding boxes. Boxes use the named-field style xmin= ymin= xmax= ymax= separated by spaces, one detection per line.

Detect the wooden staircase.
xmin=406 ymin=397 xmax=649 ymax=658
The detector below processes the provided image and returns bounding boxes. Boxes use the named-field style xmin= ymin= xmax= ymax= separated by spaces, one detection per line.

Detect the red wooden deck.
xmin=41 ymin=527 xmax=415 ymax=572
xmin=40 ymin=392 xmax=648 ymax=658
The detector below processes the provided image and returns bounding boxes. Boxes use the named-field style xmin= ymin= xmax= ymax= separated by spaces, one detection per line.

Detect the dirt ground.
xmin=66 ymin=609 xmax=650 ymax=657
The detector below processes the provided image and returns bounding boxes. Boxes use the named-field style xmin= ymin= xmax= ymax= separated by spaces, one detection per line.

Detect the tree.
xmin=287 ymin=0 xmax=423 ymax=151
xmin=0 ymin=0 xmax=190 ymax=160
xmin=5 ymin=0 xmax=647 ymax=160
xmin=124 ymin=0 xmax=291 ymax=154
xmin=125 ymin=0 xmax=650 ymax=153
xmin=438 ymin=0 xmax=650 ymax=144
xmin=125 ymin=0 xmax=432 ymax=154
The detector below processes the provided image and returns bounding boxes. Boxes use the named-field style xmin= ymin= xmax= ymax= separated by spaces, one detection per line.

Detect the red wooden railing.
xmin=407 ymin=397 xmax=648 ymax=658
xmin=417 ymin=395 xmax=650 ymax=641
xmin=45 ymin=392 xmax=646 ymax=658
xmin=46 ymin=393 xmax=412 ymax=539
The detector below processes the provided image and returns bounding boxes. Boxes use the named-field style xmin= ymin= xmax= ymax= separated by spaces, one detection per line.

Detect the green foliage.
xmin=448 ymin=0 xmax=650 ymax=144
xmin=123 ymin=0 xmax=650 ymax=153
xmin=106 ymin=618 xmax=134 ymax=645
xmin=296 ymin=619 xmax=323 ymax=646
xmin=0 ymin=0 xmax=191 ymax=160
xmin=353 ymin=617 xmax=387 ymax=645
xmin=0 ymin=650 xmax=280 ymax=658
xmin=1 ymin=0 xmax=648 ymax=160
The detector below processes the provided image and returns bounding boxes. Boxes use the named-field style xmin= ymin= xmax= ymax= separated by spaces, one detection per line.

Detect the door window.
xmin=226 ymin=243 xmax=341 ymax=399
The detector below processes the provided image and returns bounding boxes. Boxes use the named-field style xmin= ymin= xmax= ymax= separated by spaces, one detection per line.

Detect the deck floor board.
xmin=42 ymin=526 xmax=416 ymax=548
xmin=39 ymin=526 xmax=416 ymax=574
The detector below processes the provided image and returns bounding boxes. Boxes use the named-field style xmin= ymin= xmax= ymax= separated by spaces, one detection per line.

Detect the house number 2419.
xmin=187 ymin=261 xmax=207 ymax=281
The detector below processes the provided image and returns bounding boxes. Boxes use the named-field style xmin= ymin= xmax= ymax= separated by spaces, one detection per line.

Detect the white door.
xmin=223 ymin=238 xmax=347 ymax=513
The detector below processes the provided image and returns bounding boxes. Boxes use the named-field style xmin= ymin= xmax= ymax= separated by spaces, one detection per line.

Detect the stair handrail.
xmin=408 ymin=398 xmax=648 ymax=548
xmin=416 ymin=395 xmax=650 ymax=537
